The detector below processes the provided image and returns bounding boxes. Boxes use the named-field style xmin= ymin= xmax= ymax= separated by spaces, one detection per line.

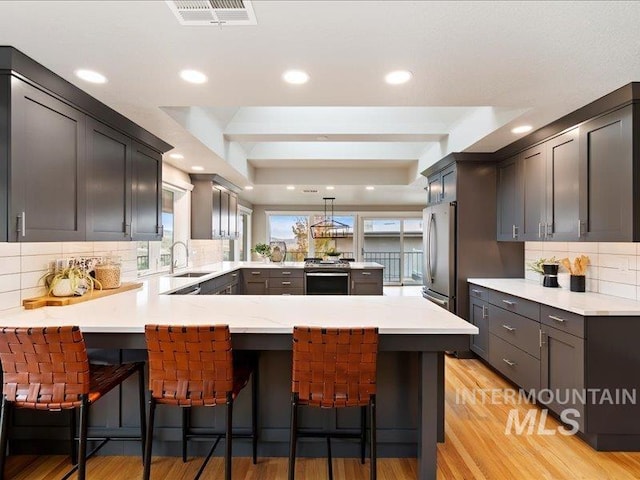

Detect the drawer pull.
xmin=502 ymin=300 xmax=516 ymax=306
xmin=361 ymin=271 xmax=372 ymax=275
xmin=502 ymin=324 xmax=516 ymax=332
xmin=502 ymin=358 xmax=516 ymax=367
xmin=251 ymin=271 xmax=261 ymax=275
xmin=471 ymin=289 xmax=483 ymax=295
xmin=231 ymin=273 xmax=238 ymax=277
xmin=282 ymin=271 xmax=291 ymax=275
xmin=548 ymin=315 xmax=565 ymax=323
xmin=281 ymin=281 xmax=291 ymax=285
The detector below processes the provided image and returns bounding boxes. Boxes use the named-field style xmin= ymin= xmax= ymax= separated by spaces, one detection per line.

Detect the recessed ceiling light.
xmin=169 ymin=153 xmax=184 ymax=159
xmin=385 ymin=70 xmax=412 ymax=85
xmin=366 ymin=186 xmax=375 ymax=190
xmin=511 ymin=125 xmax=533 ymax=134
xmin=75 ymin=69 xmax=107 ymax=84
xmin=191 ymin=166 xmax=204 ymax=171
xmin=180 ymin=69 xmax=208 ymax=84
xmin=326 ymin=186 xmax=335 ymax=190
xmin=244 ymin=186 xmax=254 ymax=190
xmin=282 ymin=70 xmax=310 ymax=85
xmin=286 ymin=185 xmax=295 ymax=190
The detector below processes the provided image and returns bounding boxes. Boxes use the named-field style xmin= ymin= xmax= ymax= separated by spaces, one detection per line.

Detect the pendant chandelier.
xmin=310 ymin=197 xmax=352 ymax=239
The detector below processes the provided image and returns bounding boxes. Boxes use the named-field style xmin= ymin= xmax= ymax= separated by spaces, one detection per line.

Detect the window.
xmin=267 ymin=213 xmax=355 ymax=260
xmin=236 ymin=208 xmax=252 ymax=261
xmin=137 ymin=185 xmax=186 ymax=275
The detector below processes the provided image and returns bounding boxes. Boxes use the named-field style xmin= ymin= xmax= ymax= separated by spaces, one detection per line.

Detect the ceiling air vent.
xmin=166 ymin=0 xmax=257 ymax=26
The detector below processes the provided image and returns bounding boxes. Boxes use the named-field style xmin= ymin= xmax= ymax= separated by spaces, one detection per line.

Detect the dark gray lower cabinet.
xmin=469 ymin=296 xmax=489 ymax=360
xmin=469 ymin=281 xmax=640 ymax=450
xmin=10 ymin=78 xmax=86 ymax=241
xmin=242 ymin=269 xmax=269 ymax=295
xmin=351 ymin=269 xmax=383 ymax=295
xmin=541 ymin=325 xmax=584 ymax=431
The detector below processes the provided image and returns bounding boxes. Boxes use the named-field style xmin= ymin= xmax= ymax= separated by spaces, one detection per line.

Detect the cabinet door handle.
xmin=281 ymin=281 xmax=291 ymax=285
xmin=502 ymin=299 xmax=516 ymax=306
xmin=539 ymin=329 xmax=545 ymax=347
xmin=548 ymin=315 xmax=565 ymax=323
xmin=546 ymin=223 xmax=552 ymax=238
xmin=502 ymin=324 xmax=516 ymax=332
xmin=577 ymin=219 xmax=583 ymax=237
xmin=512 ymin=225 xmax=518 ymax=239
xmin=482 ymin=305 xmax=488 ymax=319
xmin=18 ymin=212 xmax=26 ymax=238
xmin=538 ymin=222 xmax=543 ymax=239
xmin=265 ymin=279 xmax=269 ymax=288
xmin=351 ymin=280 xmax=355 ymax=290
xmin=502 ymin=358 xmax=516 ymax=367
xmin=361 ymin=271 xmax=371 ymax=275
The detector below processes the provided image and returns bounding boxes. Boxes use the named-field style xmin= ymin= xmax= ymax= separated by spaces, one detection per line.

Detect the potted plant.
xmin=41 ymin=266 xmax=102 ymax=297
xmin=325 ymin=247 xmax=341 ymax=258
xmin=251 ymin=243 xmax=272 ymax=262
xmin=526 ymin=256 xmax=557 ymax=284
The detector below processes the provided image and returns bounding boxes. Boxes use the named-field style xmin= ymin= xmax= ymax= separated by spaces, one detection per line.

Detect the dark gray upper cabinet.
xmin=521 ymin=144 xmax=547 ymax=241
xmin=426 ymin=163 xmax=456 ymax=205
xmin=131 ymin=142 xmax=162 ymax=241
xmin=86 ymin=118 xmax=132 ymax=241
xmin=190 ymin=175 xmax=239 ymax=240
xmin=0 ymin=47 xmax=171 ymax=242
xmin=578 ymin=105 xmax=633 ymax=241
xmin=496 ymin=155 xmax=522 ymax=241
xmin=545 ymin=129 xmax=580 ymax=241
xmin=10 ymin=78 xmax=86 ymax=241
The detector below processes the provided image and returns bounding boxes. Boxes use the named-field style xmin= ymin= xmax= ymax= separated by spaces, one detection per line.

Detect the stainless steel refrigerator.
xmin=422 ymin=202 xmax=457 ymax=312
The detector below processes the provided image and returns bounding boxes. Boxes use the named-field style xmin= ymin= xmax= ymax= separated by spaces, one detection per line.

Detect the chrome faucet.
xmin=170 ymin=241 xmax=189 ymax=274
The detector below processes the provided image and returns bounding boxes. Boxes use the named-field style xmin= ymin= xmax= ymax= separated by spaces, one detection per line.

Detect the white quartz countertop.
xmin=0 ymin=262 xmax=476 ymax=336
xmin=468 ymin=278 xmax=640 ymax=316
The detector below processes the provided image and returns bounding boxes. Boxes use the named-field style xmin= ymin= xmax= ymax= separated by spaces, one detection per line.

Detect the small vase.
xmin=51 ymin=279 xmax=75 ymax=297
xmin=570 ymin=275 xmax=586 ymax=292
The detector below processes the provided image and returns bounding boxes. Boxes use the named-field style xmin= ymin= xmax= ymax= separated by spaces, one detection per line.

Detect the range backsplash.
xmin=525 ymin=241 xmax=640 ymax=300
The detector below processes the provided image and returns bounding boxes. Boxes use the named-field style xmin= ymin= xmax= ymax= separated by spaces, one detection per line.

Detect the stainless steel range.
xmin=303 ymin=259 xmax=351 ymax=295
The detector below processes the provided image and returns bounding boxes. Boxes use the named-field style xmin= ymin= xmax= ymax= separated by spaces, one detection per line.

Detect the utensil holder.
xmin=570 ymin=275 xmax=586 ymax=292
xmin=542 ymin=263 xmax=559 ymax=288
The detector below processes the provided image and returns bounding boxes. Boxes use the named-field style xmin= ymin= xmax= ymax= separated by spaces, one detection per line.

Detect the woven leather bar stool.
xmin=143 ymin=325 xmax=258 ymax=480
xmin=288 ymin=326 xmax=378 ymax=480
xmin=0 ymin=326 xmax=146 ymax=480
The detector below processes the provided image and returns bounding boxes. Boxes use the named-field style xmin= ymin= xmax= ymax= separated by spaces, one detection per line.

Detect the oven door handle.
xmin=305 ymin=272 xmax=350 ymax=277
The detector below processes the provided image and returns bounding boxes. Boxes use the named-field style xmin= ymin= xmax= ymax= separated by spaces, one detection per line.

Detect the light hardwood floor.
xmin=6 ymin=356 xmax=640 ymax=479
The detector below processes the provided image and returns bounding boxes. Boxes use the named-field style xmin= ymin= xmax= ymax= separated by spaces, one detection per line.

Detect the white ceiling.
xmin=1 ymin=1 xmax=640 ymax=206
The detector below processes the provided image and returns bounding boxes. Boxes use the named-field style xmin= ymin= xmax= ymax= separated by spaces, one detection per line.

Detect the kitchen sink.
xmin=172 ymin=272 xmax=213 ymax=278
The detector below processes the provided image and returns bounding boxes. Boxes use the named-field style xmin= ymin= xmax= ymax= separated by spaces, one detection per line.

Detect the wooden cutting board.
xmin=22 ymin=282 xmax=143 ymax=309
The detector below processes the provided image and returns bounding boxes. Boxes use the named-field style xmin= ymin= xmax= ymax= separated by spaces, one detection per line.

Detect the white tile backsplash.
xmin=526 ymin=241 xmax=640 ymax=300
xmin=0 ymin=241 xmax=146 ymax=311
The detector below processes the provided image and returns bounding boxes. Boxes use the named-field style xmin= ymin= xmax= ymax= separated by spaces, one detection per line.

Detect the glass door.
xmin=361 ymin=217 xmax=423 ymax=285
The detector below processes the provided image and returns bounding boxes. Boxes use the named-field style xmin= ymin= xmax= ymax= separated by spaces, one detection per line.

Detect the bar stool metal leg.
xmin=370 ymin=395 xmax=377 ymax=480
xmin=251 ymin=367 xmax=258 ymax=464
xmin=137 ymin=363 xmax=147 ymax=463
xmin=0 ymin=396 xmax=10 ymax=480
xmin=225 ymin=393 xmax=233 ymax=480
xmin=360 ymin=406 xmax=366 ymax=464
xmin=182 ymin=407 xmax=190 ymax=462
xmin=69 ymin=409 xmax=77 ymax=466
xmin=326 ymin=436 xmax=333 ymax=480
xmin=143 ymin=398 xmax=156 ymax=480
xmin=77 ymin=396 xmax=89 ymax=480
xmin=288 ymin=393 xmax=298 ymax=480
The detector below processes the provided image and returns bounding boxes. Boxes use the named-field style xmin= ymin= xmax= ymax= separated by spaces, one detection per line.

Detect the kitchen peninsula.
xmin=1 ymin=263 xmax=476 ymax=480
